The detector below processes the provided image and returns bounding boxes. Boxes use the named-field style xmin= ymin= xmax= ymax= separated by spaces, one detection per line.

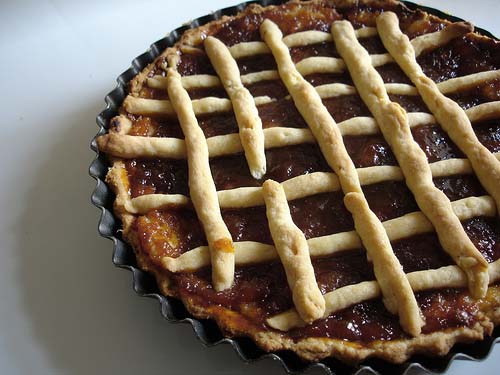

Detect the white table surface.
xmin=1 ymin=0 xmax=498 ymax=374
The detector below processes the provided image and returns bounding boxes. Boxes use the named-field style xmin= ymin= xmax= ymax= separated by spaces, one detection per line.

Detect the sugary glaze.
xmin=98 ymin=0 xmax=500 ymax=364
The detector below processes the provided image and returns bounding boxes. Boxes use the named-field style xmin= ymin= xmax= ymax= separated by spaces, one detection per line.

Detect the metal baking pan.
xmin=89 ymin=1 xmax=500 ymax=373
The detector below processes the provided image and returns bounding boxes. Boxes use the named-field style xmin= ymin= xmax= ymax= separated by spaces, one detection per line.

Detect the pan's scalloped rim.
xmin=89 ymin=1 xmax=499 ymax=373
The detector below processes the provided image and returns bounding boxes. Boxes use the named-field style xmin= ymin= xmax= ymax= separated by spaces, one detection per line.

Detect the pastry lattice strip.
xmin=204 ymin=36 xmax=266 ymax=179
xmin=99 ymin=100 xmax=500 ymax=160
xmin=228 ymin=26 xmax=378 ymax=59
xmin=146 ymin=69 xmax=500 ymax=100
xmin=163 ymin=195 xmax=496 ymax=272
xmin=166 ymin=68 xmax=235 ymax=291
xmin=262 ymin=179 xmax=325 ymax=322
xmin=122 ymin=151 xmax=500 ymax=213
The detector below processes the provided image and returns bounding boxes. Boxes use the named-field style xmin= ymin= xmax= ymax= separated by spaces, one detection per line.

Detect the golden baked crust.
xmin=97 ymin=0 xmax=500 ymax=365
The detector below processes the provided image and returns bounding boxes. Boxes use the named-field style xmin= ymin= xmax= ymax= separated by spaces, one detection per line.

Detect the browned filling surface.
xmin=117 ymin=1 xmax=500 ymax=345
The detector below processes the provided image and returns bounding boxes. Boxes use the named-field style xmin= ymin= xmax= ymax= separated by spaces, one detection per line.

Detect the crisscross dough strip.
xmin=344 ymin=192 xmax=423 ymax=335
xmin=149 ymin=68 xmax=500 ymax=101
xmin=282 ymin=30 xmax=332 ymax=48
xmin=205 ymin=36 xmax=266 ymax=179
xmin=125 ymin=194 xmax=190 ymax=213
xmin=262 ymin=180 xmax=325 ymax=323
xmin=97 ymin=126 xmax=316 ymax=160
xmin=180 ymin=74 xmax=221 ymax=90
xmin=148 ymin=74 xmax=214 ymax=90
xmin=354 ymin=27 xmax=379 ymax=39
xmin=315 ymin=83 xmax=357 ymax=97
xmin=438 ymin=70 xmax=500 ymax=95
xmin=97 ymin=132 xmax=187 ymax=159
xmin=284 ymin=27 xmax=377 ymax=48
xmin=218 ymin=171 xmax=340 ymax=209
xmin=166 ymin=68 xmax=235 ymax=291
xmin=148 ymin=70 xmax=281 ymax=90
xmin=229 ymin=41 xmax=270 ymax=59
xmin=241 ymin=70 xmax=281 ymax=85
xmin=294 ymin=54 xmax=394 ymax=76
xmin=126 ymin=150 xmax=500 ymax=213
xmin=377 ymin=11 xmax=500 ymax=219
xmin=411 ymin=21 xmax=473 ymax=56
xmin=125 ymin=151 xmax=500 ymax=213
xmin=295 ymin=56 xmax=346 ymax=75
xmin=97 ymin=100 xmax=500 ymax=161
xmin=383 ymin=83 xmax=418 ymax=95
xmin=260 ymin=18 xmax=421 ymax=335
xmin=162 ymin=195 xmax=496 ymax=272
xmin=466 ymin=100 xmax=500 ymax=122
xmin=320 ymin=68 xmax=500 ymax=98
xmin=123 ymin=95 xmax=274 ymax=117
xmin=208 ymin=126 xmax=315 ymax=158
xmin=316 ymin=82 xmax=417 ymax=96
xmin=227 ymin=27 xmax=379 ymax=59
xmin=267 ymin=258 xmax=500 ymax=332
xmin=332 ymin=19 xmax=488 ymax=298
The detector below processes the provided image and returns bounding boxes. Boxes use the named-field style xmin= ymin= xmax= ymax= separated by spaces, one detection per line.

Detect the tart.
xmin=96 ymin=0 xmax=500 ymax=365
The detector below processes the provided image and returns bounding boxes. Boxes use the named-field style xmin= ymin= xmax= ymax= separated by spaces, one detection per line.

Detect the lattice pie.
xmin=97 ymin=0 xmax=500 ymax=364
